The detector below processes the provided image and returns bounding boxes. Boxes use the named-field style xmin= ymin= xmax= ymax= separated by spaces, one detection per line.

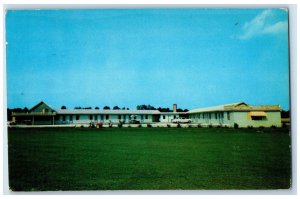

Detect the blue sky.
xmin=6 ymin=8 xmax=290 ymax=110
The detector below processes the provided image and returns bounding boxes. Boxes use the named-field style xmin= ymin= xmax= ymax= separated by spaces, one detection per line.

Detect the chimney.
xmin=173 ymin=104 xmax=177 ymax=112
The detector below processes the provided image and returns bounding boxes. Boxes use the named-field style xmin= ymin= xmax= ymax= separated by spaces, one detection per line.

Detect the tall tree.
xmin=103 ymin=106 xmax=110 ymax=110
xmin=113 ymin=106 xmax=120 ymax=110
xmin=61 ymin=105 xmax=67 ymax=109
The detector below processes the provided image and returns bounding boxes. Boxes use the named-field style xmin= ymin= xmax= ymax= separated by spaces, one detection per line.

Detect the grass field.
xmin=8 ymin=127 xmax=291 ymax=191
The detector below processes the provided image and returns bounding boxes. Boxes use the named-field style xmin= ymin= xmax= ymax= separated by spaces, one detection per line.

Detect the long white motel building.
xmin=11 ymin=101 xmax=282 ymax=128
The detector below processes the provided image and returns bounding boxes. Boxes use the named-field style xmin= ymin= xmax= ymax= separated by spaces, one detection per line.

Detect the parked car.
xmin=171 ymin=117 xmax=192 ymax=123
xmin=129 ymin=120 xmax=141 ymax=124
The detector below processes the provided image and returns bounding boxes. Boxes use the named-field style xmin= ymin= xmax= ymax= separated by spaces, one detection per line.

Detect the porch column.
xmin=52 ymin=116 xmax=54 ymax=125
xmin=32 ymin=116 xmax=34 ymax=125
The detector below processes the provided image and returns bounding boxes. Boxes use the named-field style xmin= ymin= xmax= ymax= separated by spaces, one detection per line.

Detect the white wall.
xmin=190 ymin=111 xmax=281 ymax=127
xmin=232 ymin=111 xmax=281 ymax=128
xmin=159 ymin=114 xmax=179 ymax=122
xmin=190 ymin=112 xmax=230 ymax=126
xmin=56 ymin=114 xmax=155 ymax=124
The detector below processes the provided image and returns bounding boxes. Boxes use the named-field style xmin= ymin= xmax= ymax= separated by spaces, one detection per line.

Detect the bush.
xmin=167 ymin=124 xmax=171 ymax=128
xmin=271 ymin=125 xmax=277 ymax=128
xmin=208 ymin=124 xmax=212 ymax=128
xmin=197 ymin=124 xmax=202 ymax=128
xmin=138 ymin=124 xmax=142 ymax=128
xmin=147 ymin=124 xmax=152 ymax=128
xmin=247 ymin=125 xmax=253 ymax=129
xmin=97 ymin=122 xmax=103 ymax=128
xmin=177 ymin=123 xmax=181 ymax=128
xmin=234 ymin=123 xmax=239 ymax=129
xmin=118 ymin=123 xmax=123 ymax=128
xmin=128 ymin=125 xmax=131 ymax=128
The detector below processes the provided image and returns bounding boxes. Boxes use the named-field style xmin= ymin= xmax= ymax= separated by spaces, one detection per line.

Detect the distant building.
xmin=188 ymin=102 xmax=282 ymax=128
xmin=11 ymin=101 xmax=282 ymax=128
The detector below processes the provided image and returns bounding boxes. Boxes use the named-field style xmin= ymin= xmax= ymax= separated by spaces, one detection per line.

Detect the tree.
xmin=95 ymin=107 xmax=100 ymax=110
xmin=136 ymin=104 xmax=156 ymax=110
xmin=61 ymin=105 xmax=67 ymax=109
xmin=113 ymin=106 xmax=120 ymax=110
xmin=74 ymin=106 xmax=82 ymax=109
xmin=157 ymin=107 xmax=170 ymax=112
xmin=103 ymin=106 xmax=110 ymax=110
xmin=281 ymin=110 xmax=290 ymax=118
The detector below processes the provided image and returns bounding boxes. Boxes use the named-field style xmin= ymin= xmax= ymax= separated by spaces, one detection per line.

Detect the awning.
xmin=250 ymin=111 xmax=267 ymax=117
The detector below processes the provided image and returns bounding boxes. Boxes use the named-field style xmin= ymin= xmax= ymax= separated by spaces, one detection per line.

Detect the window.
xmin=118 ymin=115 xmax=121 ymax=120
xmin=163 ymin=115 xmax=166 ymax=119
xmin=123 ymin=115 xmax=126 ymax=120
xmin=44 ymin=108 xmax=49 ymax=113
xmin=106 ymin=115 xmax=109 ymax=120
xmin=101 ymin=115 xmax=104 ymax=120
xmin=89 ymin=115 xmax=93 ymax=120
xmin=251 ymin=116 xmax=266 ymax=120
xmin=145 ymin=115 xmax=148 ymax=119
xmin=63 ymin=115 xmax=66 ymax=121
xmin=202 ymin=113 xmax=204 ymax=119
xmin=70 ymin=115 xmax=73 ymax=121
xmin=209 ymin=113 xmax=211 ymax=119
xmin=141 ymin=115 xmax=144 ymax=120
xmin=76 ymin=115 xmax=80 ymax=120
xmin=95 ymin=115 xmax=98 ymax=120
xmin=215 ymin=112 xmax=217 ymax=119
xmin=227 ymin=112 xmax=230 ymax=120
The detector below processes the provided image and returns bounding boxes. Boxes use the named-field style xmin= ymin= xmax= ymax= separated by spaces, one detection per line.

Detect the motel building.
xmin=188 ymin=102 xmax=282 ymax=128
xmin=11 ymin=101 xmax=282 ymax=128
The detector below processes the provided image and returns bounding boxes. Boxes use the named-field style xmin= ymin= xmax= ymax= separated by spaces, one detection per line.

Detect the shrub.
xmin=138 ymin=124 xmax=142 ymax=128
xmin=118 ymin=123 xmax=123 ymax=128
xmin=247 ymin=125 xmax=253 ymax=129
xmin=147 ymin=124 xmax=152 ymax=128
xmin=97 ymin=122 xmax=103 ymax=128
xmin=234 ymin=123 xmax=239 ymax=129
xmin=167 ymin=124 xmax=171 ymax=128
xmin=271 ymin=125 xmax=277 ymax=128
xmin=197 ymin=124 xmax=202 ymax=128
xmin=128 ymin=125 xmax=131 ymax=128
xmin=177 ymin=123 xmax=181 ymax=128
xmin=208 ymin=124 xmax=212 ymax=128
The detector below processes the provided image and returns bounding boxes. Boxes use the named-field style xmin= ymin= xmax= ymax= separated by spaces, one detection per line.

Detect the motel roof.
xmin=55 ymin=109 xmax=161 ymax=115
xmin=188 ymin=102 xmax=281 ymax=114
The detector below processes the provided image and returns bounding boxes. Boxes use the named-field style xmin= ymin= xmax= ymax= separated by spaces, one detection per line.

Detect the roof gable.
xmin=188 ymin=102 xmax=281 ymax=113
xmin=29 ymin=101 xmax=55 ymax=113
xmin=224 ymin=102 xmax=249 ymax=109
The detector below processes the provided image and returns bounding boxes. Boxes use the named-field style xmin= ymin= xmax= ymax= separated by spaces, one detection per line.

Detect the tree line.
xmin=62 ymin=104 xmax=189 ymax=112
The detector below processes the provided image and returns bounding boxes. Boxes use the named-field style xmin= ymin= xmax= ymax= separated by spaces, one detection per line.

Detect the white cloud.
xmin=263 ymin=21 xmax=288 ymax=34
xmin=238 ymin=9 xmax=288 ymax=40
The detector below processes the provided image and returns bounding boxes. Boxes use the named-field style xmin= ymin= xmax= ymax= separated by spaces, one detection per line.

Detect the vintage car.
xmin=171 ymin=117 xmax=192 ymax=123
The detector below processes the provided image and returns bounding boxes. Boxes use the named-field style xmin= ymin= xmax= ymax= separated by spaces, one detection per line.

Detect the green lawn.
xmin=8 ymin=127 xmax=291 ymax=191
